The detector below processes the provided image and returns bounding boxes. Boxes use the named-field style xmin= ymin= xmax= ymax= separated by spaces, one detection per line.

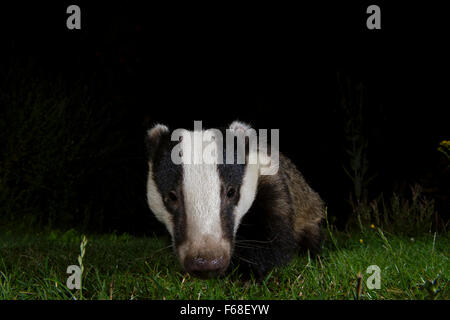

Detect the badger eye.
xmin=168 ymin=191 xmax=178 ymax=202
xmin=226 ymin=187 xmax=236 ymax=199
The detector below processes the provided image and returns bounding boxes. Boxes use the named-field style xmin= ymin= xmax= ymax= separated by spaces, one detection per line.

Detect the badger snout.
xmin=184 ymin=254 xmax=229 ymax=278
xmin=178 ymin=235 xmax=231 ymax=278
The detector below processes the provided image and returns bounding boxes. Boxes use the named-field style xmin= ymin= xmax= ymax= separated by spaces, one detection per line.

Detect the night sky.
xmin=1 ymin=2 xmax=448 ymax=233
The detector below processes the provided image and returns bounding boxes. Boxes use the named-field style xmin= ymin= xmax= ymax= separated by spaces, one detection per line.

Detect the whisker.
xmin=234 ymin=244 xmax=266 ymax=250
xmin=152 ymin=244 xmax=174 ymax=253
xmin=234 ymin=255 xmax=258 ymax=265
xmin=235 ymin=237 xmax=277 ymax=244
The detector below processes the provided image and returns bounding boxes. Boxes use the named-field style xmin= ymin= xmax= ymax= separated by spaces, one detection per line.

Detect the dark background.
xmin=0 ymin=2 xmax=448 ymax=234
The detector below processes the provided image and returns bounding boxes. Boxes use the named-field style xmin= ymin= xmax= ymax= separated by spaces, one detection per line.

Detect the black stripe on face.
xmin=216 ymin=128 xmax=250 ymax=242
xmin=218 ymin=162 xmax=245 ymax=242
xmin=151 ymin=137 xmax=187 ymax=246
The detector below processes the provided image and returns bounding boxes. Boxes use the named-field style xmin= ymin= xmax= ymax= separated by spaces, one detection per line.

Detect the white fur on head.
xmin=146 ymin=123 xmax=173 ymax=236
xmin=228 ymin=121 xmax=260 ymax=233
xmin=229 ymin=120 xmax=279 ymax=176
xmin=229 ymin=120 xmax=252 ymax=133
xmin=147 ymin=123 xmax=169 ymax=141
xmin=233 ymin=162 xmax=259 ymax=234
xmin=177 ymin=129 xmax=229 ymax=261
xmin=146 ymin=162 xmax=174 ymax=237
xmin=146 ymin=123 xmax=169 ymax=159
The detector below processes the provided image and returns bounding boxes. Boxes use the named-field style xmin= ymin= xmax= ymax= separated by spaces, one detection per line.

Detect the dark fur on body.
xmin=231 ymin=153 xmax=324 ymax=279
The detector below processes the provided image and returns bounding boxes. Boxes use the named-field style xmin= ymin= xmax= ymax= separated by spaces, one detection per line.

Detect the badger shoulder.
xmin=232 ymin=152 xmax=324 ymax=278
xmin=255 ymin=152 xmax=325 ymax=252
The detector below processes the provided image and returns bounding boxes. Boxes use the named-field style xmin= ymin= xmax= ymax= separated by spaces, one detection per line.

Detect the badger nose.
xmin=184 ymin=256 xmax=228 ymax=278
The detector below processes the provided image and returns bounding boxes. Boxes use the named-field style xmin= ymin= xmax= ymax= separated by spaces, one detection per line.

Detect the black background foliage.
xmin=0 ymin=2 xmax=448 ymax=234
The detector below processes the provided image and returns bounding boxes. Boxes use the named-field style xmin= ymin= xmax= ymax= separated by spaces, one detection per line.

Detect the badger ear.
xmin=229 ymin=120 xmax=252 ymax=133
xmin=146 ymin=123 xmax=169 ymax=159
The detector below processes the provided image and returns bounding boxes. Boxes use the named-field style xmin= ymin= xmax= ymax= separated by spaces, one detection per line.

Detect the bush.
xmin=437 ymin=140 xmax=450 ymax=165
xmin=348 ymin=185 xmax=437 ymax=236
xmin=0 ymin=65 xmax=125 ymax=230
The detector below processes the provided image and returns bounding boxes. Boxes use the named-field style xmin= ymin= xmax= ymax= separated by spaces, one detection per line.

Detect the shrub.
xmin=0 ymin=65 xmax=125 ymax=230
xmin=437 ymin=140 xmax=450 ymax=166
xmin=349 ymin=185 xmax=437 ymax=236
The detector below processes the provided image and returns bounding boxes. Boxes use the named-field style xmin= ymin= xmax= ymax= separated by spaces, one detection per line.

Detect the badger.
xmin=145 ymin=121 xmax=324 ymax=279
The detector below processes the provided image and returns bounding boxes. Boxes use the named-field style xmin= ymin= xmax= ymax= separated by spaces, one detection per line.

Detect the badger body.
xmin=146 ymin=121 xmax=324 ymax=279
xmin=233 ymin=152 xmax=324 ymax=278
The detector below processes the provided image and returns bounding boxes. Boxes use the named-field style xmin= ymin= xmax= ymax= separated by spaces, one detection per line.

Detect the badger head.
xmin=145 ymin=121 xmax=261 ymax=278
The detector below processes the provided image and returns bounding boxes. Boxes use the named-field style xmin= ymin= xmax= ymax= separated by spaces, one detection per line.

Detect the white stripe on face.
xmin=233 ymin=163 xmax=259 ymax=234
xmin=147 ymin=162 xmax=174 ymax=237
xmin=181 ymin=130 xmax=223 ymax=244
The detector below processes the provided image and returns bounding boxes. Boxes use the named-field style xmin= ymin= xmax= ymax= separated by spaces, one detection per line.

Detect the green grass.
xmin=0 ymin=227 xmax=448 ymax=300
